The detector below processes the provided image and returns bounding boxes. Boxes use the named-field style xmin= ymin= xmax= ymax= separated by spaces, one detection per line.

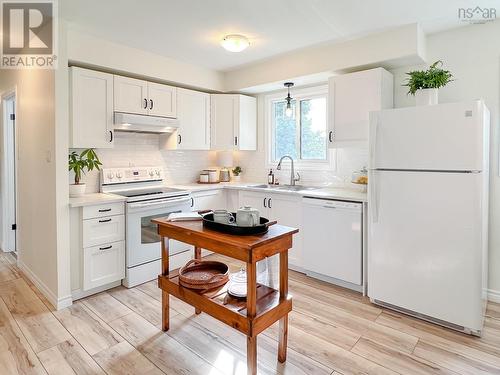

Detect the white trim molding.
xmin=18 ymin=260 xmax=73 ymax=310
xmin=487 ymin=289 xmax=500 ymax=304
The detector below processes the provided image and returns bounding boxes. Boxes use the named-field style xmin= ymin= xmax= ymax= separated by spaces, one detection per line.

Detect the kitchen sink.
xmin=275 ymin=185 xmax=320 ymax=191
xmin=248 ymin=184 xmax=320 ymax=191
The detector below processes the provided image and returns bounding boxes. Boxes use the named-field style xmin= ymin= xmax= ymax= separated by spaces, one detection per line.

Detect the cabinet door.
xmin=238 ymin=191 xmax=270 ymax=216
xmin=83 ymin=240 xmax=125 ymax=290
xmin=211 ymin=94 xmax=236 ymax=150
xmin=192 ymin=190 xmax=226 ymax=211
xmin=70 ymin=67 xmax=114 ymax=148
xmin=328 ymin=68 xmax=392 ymax=148
xmin=236 ymin=95 xmax=257 ymax=151
xmin=177 ymin=88 xmax=210 ymax=150
xmin=268 ymin=194 xmax=302 ymax=267
xmin=148 ymin=82 xmax=177 ymax=118
xmin=114 ymin=75 xmax=148 ymax=115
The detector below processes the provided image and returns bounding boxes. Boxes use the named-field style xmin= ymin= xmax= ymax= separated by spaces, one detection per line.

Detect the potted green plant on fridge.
xmin=68 ymin=149 xmax=102 ymax=197
xmin=403 ymin=60 xmax=453 ymax=106
xmin=232 ymin=166 xmax=242 ymax=182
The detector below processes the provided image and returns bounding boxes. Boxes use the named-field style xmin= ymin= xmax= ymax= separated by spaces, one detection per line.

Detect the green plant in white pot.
xmin=68 ymin=149 xmax=102 ymax=197
xmin=232 ymin=166 xmax=242 ymax=182
xmin=403 ymin=60 xmax=453 ymax=106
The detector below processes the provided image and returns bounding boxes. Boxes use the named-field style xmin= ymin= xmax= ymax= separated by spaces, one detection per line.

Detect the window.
xmin=268 ymin=86 xmax=329 ymax=167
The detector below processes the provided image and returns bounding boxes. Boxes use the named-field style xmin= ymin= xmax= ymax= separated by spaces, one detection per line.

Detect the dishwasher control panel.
xmin=302 ymin=197 xmax=362 ymax=211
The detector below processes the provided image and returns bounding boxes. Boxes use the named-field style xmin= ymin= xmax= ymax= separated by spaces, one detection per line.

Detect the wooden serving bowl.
xmin=178 ymin=259 xmax=229 ymax=290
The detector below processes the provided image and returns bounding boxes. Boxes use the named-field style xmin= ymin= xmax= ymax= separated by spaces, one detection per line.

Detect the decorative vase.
xmin=232 ymin=175 xmax=241 ymax=183
xmin=415 ymin=88 xmax=438 ymax=106
xmin=69 ymin=183 xmax=86 ymax=197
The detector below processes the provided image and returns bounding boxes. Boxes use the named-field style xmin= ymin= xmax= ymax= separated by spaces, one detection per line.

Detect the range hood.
xmin=114 ymin=112 xmax=179 ymax=134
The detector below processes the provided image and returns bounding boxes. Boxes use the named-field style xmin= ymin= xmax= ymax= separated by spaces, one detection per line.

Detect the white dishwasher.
xmin=302 ymin=197 xmax=363 ymax=290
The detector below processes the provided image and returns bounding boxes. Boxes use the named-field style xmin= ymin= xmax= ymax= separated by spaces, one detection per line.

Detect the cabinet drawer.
xmin=82 ymin=202 xmax=124 ymax=220
xmin=83 ymin=240 xmax=125 ymax=291
xmin=82 ymin=215 xmax=125 ymax=248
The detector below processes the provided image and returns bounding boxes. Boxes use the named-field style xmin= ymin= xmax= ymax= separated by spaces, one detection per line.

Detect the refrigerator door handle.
xmin=369 ymin=170 xmax=379 ymax=223
xmin=369 ymin=114 xmax=378 ymax=169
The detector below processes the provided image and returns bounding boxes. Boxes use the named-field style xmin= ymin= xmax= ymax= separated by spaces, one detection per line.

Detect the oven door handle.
xmin=127 ymin=196 xmax=192 ymax=209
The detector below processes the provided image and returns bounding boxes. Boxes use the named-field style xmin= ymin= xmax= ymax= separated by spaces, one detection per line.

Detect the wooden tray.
xmin=202 ymin=213 xmax=277 ymax=236
xmin=178 ymin=259 xmax=229 ymax=290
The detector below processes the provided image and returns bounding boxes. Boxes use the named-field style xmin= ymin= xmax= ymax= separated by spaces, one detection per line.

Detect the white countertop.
xmin=69 ymin=193 xmax=126 ymax=208
xmin=169 ymin=182 xmax=367 ymax=202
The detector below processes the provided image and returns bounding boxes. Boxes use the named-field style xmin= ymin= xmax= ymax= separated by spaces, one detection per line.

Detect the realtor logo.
xmin=1 ymin=0 xmax=57 ymax=68
xmin=458 ymin=6 xmax=497 ymax=24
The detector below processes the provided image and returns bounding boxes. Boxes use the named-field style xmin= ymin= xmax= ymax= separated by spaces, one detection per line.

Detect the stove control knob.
xmin=155 ymin=169 xmax=161 ymax=176
xmin=149 ymin=170 xmax=154 ymax=177
xmin=107 ymin=172 xmax=114 ymax=180
xmin=116 ymin=172 xmax=123 ymax=179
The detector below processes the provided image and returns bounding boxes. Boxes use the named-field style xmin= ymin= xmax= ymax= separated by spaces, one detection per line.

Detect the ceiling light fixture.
xmin=221 ymin=34 xmax=249 ymax=52
xmin=284 ymin=82 xmax=294 ymax=117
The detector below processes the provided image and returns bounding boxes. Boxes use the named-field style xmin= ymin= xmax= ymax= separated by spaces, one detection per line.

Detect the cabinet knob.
xmin=143 ymin=98 xmax=148 ymax=109
xmin=150 ymin=99 xmax=153 ymax=110
xmin=328 ymin=131 xmax=334 ymax=143
xmin=234 ymin=136 xmax=238 ymax=146
xmin=109 ymin=130 xmax=113 ymax=142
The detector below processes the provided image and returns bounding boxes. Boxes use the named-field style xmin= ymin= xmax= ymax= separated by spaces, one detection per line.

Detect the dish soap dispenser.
xmin=267 ymin=169 xmax=275 ymax=185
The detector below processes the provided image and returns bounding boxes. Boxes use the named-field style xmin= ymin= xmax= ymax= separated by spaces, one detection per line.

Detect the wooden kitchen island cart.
xmin=152 ymin=218 xmax=298 ymax=375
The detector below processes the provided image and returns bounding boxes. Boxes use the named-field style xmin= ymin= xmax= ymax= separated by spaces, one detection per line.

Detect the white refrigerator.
xmin=368 ymin=100 xmax=490 ymax=335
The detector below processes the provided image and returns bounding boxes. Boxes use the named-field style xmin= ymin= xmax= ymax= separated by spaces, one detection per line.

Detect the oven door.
xmin=126 ymin=196 xmax=192 ymax=268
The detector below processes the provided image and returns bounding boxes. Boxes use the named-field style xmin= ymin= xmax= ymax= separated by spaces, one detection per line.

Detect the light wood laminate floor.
xmin=1 ymin=251 xmax=499 ymax=375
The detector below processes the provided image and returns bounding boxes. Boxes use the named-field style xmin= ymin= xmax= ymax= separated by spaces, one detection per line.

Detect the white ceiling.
xmin=60 ymin=0 xmax=495 ymax=72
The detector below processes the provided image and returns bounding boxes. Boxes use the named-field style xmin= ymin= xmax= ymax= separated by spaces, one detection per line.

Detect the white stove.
xmin=101 ymin=166 xmax=193 ymax=287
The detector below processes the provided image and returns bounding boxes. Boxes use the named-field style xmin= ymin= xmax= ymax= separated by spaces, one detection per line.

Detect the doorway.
xmin=1 ymin=91 xmax=17 ymax=255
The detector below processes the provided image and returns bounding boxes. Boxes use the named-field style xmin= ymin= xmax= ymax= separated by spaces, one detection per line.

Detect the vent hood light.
xmin=221 ymin=34 xmax=249 ymax=52
xmin=114 ymin=112 xmax=179 ymax=134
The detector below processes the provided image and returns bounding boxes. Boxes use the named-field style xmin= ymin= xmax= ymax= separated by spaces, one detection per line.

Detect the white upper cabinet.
xmin=328 ymin=68 xmax=393 ymax=148
xmin=162 ymin=88 xmax=210 ymax=150
xmin=148 ymin=82 xmax=177 ymax=118
xmin=113 ymin=76 xmax=177 ymax=118
xmin=70 ymin=67 xmax=114 ymax=149
xmin=113 ymin=75 xmax=148 ymax=115
xmin=211 ymin=94 xmax=256 ymax=151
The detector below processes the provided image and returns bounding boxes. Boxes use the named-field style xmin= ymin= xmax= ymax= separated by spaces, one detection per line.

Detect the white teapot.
xmin=236 ymin=206 xmax=260 ymax=227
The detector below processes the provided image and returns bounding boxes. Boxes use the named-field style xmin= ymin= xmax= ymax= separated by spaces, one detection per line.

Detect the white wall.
xmin=0 ymin=69 xmax=60 ymax=303
xmin=389 ymin=20 xmax=500 ymax=296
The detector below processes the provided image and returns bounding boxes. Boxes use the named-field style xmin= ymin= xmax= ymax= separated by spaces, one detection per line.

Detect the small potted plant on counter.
xmin=232 ymin=166 xmax=242 ymax=182
xmin=403 ymin=60 xmax=453 ymax=106
xmin=68 ymin=149 xmax=102 ymax=197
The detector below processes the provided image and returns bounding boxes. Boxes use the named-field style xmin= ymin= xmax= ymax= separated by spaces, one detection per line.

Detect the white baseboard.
xmin=487 ymin=289 xmax=500 ymax=303
xmin=17 ymin=260 xmax=72 ymax=310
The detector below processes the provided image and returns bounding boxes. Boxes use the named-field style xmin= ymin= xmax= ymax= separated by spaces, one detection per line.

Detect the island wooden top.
xmin=153 ymin=218 xmax=299 ymax=263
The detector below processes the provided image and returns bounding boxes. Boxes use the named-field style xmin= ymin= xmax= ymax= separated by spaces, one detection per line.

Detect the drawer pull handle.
xmin=99 ymin=245 xmax=112 ymax=251
xmin=98 ymin=208 xmax=112 ymax=213
xmin=99 ymin=218 xmax=112 ymax=223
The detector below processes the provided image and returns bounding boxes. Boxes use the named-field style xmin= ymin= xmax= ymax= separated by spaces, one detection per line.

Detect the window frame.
xmin=265 ymin=84 xmax=335 ymax=171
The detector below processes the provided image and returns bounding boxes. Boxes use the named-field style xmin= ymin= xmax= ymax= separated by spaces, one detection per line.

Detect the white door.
xmin=368 ymin=170 xmax=484 ymax=330
xmin=235 ymin=95 xmax=257 ymax=151
xmin=268 ymin=194 xmax=301 ymax=267
xmin=370 ymin=101 xmax=486 ymax=171
xmin=148 ymin=82 xmax=177 ymax=118
xmin=70 ymin=67 xmax=114 ymax=148
xmin=177 ymin=88 xmax=210 ymax=150
xmin=113 ymin=76 xmax=148 ymax=115
xmin=2 ymin=94 xmax=16 ymax=253
xmin=211 ymin=94 xmax=236 ymax=150
xmin=329 ymin=69 xmax=382 ymax=146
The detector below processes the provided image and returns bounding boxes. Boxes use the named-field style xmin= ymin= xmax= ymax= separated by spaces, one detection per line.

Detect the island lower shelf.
xmin=158 ymin=272 xmax=292 ymax=336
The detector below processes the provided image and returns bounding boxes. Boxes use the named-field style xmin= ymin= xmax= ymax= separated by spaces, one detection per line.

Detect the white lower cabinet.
xmin=191 ymin=189 xmax=226 ymax=211
xmin=83 ymin=241 xmax=125 ymax=291
xmin=238 ymin=190 xmax=302 ymax=268
xmin=70 ymin=201 xmax=126 ymax=298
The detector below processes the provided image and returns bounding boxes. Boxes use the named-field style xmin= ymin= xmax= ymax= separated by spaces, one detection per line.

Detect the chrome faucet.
xmin=277 ymin=155 xmax=300 ymax=186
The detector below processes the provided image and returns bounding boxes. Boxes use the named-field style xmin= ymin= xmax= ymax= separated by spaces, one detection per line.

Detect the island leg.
xmin=278 ymin=251 xmax=288 ymax=363
xmin=246 ymin=261 xmax=257 ymax=375
xmin=161 ymin=236 xmax=170 ymax=331
xmin=194 ymin=246 xmax=202 ymax=315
